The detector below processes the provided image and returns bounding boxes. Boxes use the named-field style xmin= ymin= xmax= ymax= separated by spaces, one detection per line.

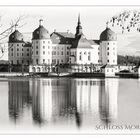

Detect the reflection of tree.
xmin=8 ymin=79 xmax=31 ymax=123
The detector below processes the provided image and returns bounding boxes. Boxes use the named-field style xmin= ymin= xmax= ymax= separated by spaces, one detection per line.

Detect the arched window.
xmin=32 ymin=67 xmax=36 ymax=72
xmin=37 ymin=67 xmax=41 ymax=72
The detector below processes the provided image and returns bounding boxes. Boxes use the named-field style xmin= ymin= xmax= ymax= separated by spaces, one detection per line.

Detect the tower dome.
xmin=100 ymin=27 xmax=117 ymax=41
xmin=9 ymin=30 xmax=24 ymax=43
xmin=32 ymin=19 xmax=50 ymax=40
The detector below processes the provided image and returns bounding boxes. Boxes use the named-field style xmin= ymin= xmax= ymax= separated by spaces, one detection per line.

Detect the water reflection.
xmin=99 ymin=79 xmax=118 ymax=125
xmin=8 ymin=78 xmax=118 ymax=128
xmin=8 ymin=79 xmax=31 ymax=122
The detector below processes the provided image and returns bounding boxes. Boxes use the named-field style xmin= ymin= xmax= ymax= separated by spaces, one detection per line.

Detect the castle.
xmin=8 ymin=15 xmax=118 ymax=74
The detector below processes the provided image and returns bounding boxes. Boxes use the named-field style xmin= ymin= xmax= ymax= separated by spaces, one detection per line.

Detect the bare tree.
xmin=0 ymin=15 xmax=26 ymax=59
xmin=106 ymin=10 xmax=140 ymax=34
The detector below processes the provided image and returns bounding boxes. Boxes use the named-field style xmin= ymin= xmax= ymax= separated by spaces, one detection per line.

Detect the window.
xmin=22 ymin=60 xmax=24 ymax=64
xmin=107 ymin=60 xmax=109 ymax=63
xmin=36 ymin=41 xmax=38 ymax=44
xmin=27 ymin=60 xmax=29 ymax=65
xmin=11 ymin=48 xmax=13 ymax=51
xmin=17 ymin=60 xmax=19 ymax=64
xmin=57 ymin=52 xmax=59 ymax=55
xmin=88 ymin=55 xmax=90 ymax=61
xmin=22 ymin=48 xmax=23 ymax=51
xmin=48 ymin=51 xmax=50 ymax=55
xmin=107 ymin=52 xmax=109 ymax=55
xmin=36 ymin=59 xmax=38 ymax=64
xmin=113 ymin=60 xmax=115 ymax=63
xmin=48 ymin=41 xmax=50 ymax=44
xmin=11 ymin=53 xmax=13 ymax=56
xmin=27 ymin=53 xmax=29 ymax=56
xmin=43 ymin=51 xmax=45 ymax=55
xmin=17 ymin=44 xmax=19 ymax=46
xmin=108 ymin=42 xmax=109 ymax=45
xmin=67 ymin=51 xmax=69 ymax=55
xmin=36 ymin=46 xmax=38 ymax=49
xmin=61 ymin=51 xmax=63 ymax=55
xmin=98 ymin=52 xmax=100 ymax=55
xmin=36 ymin=51 xmax=38 ymax=55
xmin=79 ymin=55 xmax=82 ymax=60
xmin=67 ymin=46 xmax=69 ymax=49
xmin=113 ymin=47 xmax=115 ymax=50
xmin=54 ymin=51 xmax=56 ymax=55
xmin=11 ymin=60 xmax=13 ymax=64
xmin=17 ymin=48 xmax=19 ymax=51
xmin=84 ymin=52 xmax=86 ymax=55
xmin=17 ymin=53 xmax=19 ymax=56
xmin=107 ymin=47 xmax=109 ymax=50
xmin=43 ymin=41 xmax=45 ymax=44
xmin=22 ymin=53 xmax=23 ymax=56
xmin=43 ymin=46 xmax=45 ymax=49
xmin=22 ymin=44 xmax=24 ymax=46
xmin=107 ymin=69 xmax=109 ymax=72
xmin=112 ymin=69 xmax=114 ymax=72
xmin=27 ymin=49 xmax=29 ymax=51
xmin=43 ymin=59 xmax=45 ymax=63
xmin=61 ymin=60 xmax=63 ymax=63
xmin=48 ymin=46 xmax=50 ymax=49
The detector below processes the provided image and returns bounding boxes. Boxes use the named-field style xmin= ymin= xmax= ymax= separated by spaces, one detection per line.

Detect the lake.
xmin=0 ymin=77 xmax=140 ymax=134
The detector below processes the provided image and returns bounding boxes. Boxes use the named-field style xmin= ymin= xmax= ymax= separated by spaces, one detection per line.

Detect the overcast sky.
xmin=1 ymin=6 xmax=140 ymax=58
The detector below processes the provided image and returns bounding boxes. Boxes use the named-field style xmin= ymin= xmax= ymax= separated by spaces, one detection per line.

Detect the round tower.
xmin=8 ymin=25 xmax=25 ymax=65
xmin=99 ymin=27 xmax=117 ymax=65
xmin=32 ymin=19 xmax=52 ymax=65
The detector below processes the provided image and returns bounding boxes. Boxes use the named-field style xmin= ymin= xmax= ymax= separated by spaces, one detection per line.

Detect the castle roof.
xmin=9 ymin=30 xmax=24 ymax=43
xmin=50 ymin=32 xmax=75 ymax=44
xmin=71 ymin=34 xmax=93 ymax=49
xmin=32 ymin=20 xmax=50 ymax=40
xmin=100 ymin=27 xmax=117 ymax=41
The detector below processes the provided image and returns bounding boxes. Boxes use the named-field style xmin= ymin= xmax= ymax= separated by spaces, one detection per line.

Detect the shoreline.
xmin=0 ymin=72 xmax=139 ymax=79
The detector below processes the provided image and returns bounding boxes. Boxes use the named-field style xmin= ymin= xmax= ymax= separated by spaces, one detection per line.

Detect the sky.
xmin=1 ymin=6 xmax=140 ymax=60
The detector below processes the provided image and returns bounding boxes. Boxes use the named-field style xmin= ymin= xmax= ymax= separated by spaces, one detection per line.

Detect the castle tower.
xmin=8 ymin=24 xmax=25 ymax=65
xmin=32 ymin=19 xmax=52 ymax=65
xmin=99 ymin=26 xmax=117 ymax=65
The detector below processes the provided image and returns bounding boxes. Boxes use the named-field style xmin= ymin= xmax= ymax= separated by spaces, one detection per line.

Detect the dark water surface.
xmin=0 ymin=77 xmax=140 ymax=134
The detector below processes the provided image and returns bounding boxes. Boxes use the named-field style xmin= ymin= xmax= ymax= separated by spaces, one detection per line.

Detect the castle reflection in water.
xmin=8 ymin=78 xmax=118 ymax=127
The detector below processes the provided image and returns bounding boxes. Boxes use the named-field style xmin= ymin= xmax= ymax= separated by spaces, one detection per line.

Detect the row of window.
xmin=107 ymin=52 xmax=116 ymax=55
xmin=11 ymin=53 xmax=30 ymax=57
xmin=106 ymin=47 xmax=116 ymax=50
xmin=107 ymin=60 xmax=116 ymax=63
xmin=53 ymin=46 xmax=70 ymax=50
xmin=10 ymin=44 xmax=24 ymax=47
xmin=11 ymin=60 xmax=29 ymax=64
xmin=35 ymin=59 xmax=50 ymax=64
xmin=32 ymin=50 xmax=69 ymax=56
xmin=79 ymin=55 xmax=91 ymax=61
xmin=34 ymin=46 xmax=50 ymax=49
xmin=52 ymin=59 xmax=64 ymax=64
xmin=11 ymin=48 xmax=30 ymax=51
